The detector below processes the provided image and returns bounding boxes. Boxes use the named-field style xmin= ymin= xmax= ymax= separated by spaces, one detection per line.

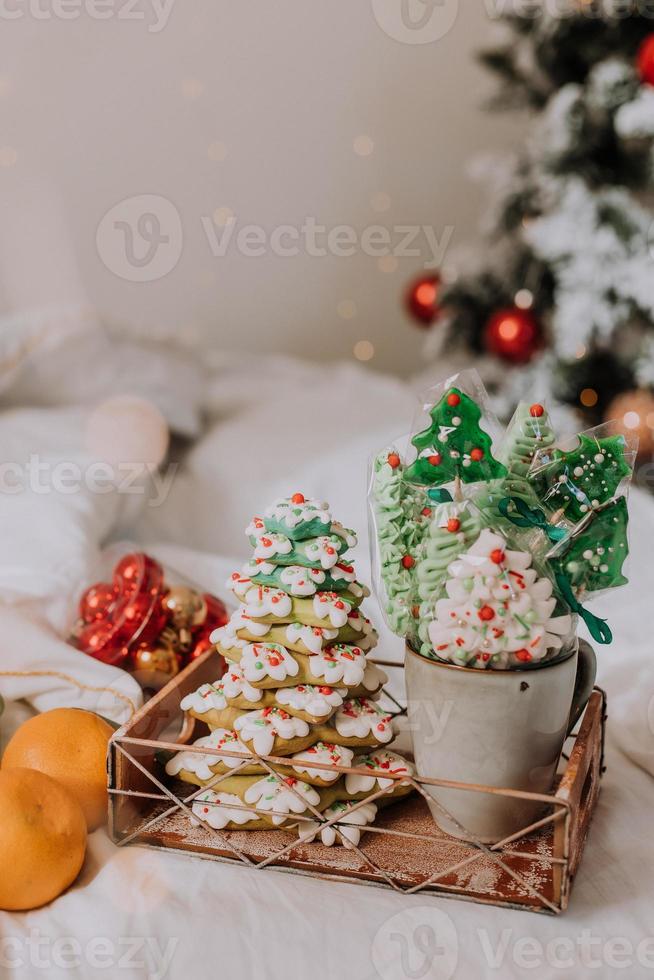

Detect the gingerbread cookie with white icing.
xmin=233 ymin=706 xmax=317 ymax=757
xmin=165 ymin=728 xmax=264 ymax=785
xmin=273 ymin=684 xmax=344 ymax=724
xmin=227 ymin=617 xmax=378 ymax=656
xmin=216 ymin=641 xmax=301 ymax=690
xmin=191 ymin=773 xmax=325 ymax=828
xmin=191 ymin=790 xmax=270 ymax=831
xmin=181 ymin=666 xmax=275 ymax=726
xmin=343 ymin=749 xmax=415 ymax=801
xmin=233 ymin=584 xmax=364 ymax=626
xmin=299 ymin=799 xmax=379 ymax=848
xmin=312 ymin=698 xmax=396 ymax=748
xmin=278 ymin=741 xmax=354 ymax=787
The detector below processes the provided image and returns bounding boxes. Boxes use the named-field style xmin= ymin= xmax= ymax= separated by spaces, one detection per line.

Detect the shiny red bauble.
xmin=484 ymin=308 xmax=541 ymax=364
xmin=637 ymin=34 xmax=654 ymax=86
xmin=405 ymin=273 xmax=441 ymax=327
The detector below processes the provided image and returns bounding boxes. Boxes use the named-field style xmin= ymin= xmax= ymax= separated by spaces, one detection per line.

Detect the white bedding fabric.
xmin=0 ymin=349 xmax=653 ymax=980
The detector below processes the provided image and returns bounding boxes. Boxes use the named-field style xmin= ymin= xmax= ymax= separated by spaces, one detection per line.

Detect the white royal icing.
xmin=333 ymin=699 xmax=395 ymax=744
xmin=331 ymin=522 xmax=358 ymax=549
xmin=242 ymin=585 xmax=293 ymax=619
xmin=246 ymin=516 xmax=266 ymax=538
xmin=329 ymin=562 xmax=357 ymax=586
xmin=251 ymin=531 xmax=293 ymax=561
xmin=279 ymin=565 xmax=326 ymax=596
xmin=244 ymin=775 xmax=321 ymax=825
xmin=234 ymin=707 xmax=310 ymax=756
xmin=265 ymin=496 xmax=332 ymax=531
xmin=302 ymin=800 xmax=378 ymax=847
xmin=180 ymin=680 xmax=228 ymax=714
xmin=275 ymin=684 xmax=344 ymax=718
xmin=285 ymin=622 xmax=339 ymax=654
xmin=345 ymin=750 xmax=414 ymax=795
xmin=304 ymin=535 xmax=345 ymax=570
xmin=240 ymin=642 xmax=299 ymax=684
xmin=290 ymin=742 xmax=354 ymax=784
xmin=165 ymin=729 xmax=252 ymax=780
xmin=192 ymin=791 xmax=259 ymax=829
xmin=312 ymin=592 xmax=352 ymax=627
xmin=309 ymin=645 xmax=367 ymax=686
xmin=244 ymin=559 xmax=276 ymax=577
xmin=210 ymin=621 xmax=249 ymax=650
xmin=226 ymin=571 xmax=253 ymax=599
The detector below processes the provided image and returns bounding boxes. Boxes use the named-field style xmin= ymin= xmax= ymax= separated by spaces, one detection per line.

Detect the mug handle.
xmin=567 ymin=639 xmax=597 ymax=735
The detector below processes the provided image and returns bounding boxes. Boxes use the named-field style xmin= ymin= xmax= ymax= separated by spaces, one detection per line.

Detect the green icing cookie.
xmin=539 ymin=434 xmax=631 ymax=523
xmin=498 ymin=402 xmax=556 ymax=502
xmin=554 ymin=496 xmax=629 ymax=594
xmin=371 ymin=449 xmax=426 ymax=636
xmin=248 ymin=494 xmax=349 ymax=542
xmin=404 ymin=387 xmax=506 ymax=488
xmin=247 ymin=530 xmax=354 ymax=569
xmin=414 ymin=502 xmax=481 ymax=656
xmin=244 ymin=560 xmax=368 ymax=599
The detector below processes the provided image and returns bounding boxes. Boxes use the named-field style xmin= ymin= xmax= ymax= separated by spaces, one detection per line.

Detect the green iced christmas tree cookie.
xmin=372 ymin=450 xmax=425 ymax=636
xmin=539 ymin=433 xmax=631 ymax=523
xmin=554 ymin=496 xmax=629 ymax=594
xmin=498 ymin=402 xmax=556 ymax=503
xmin=415 ymin=502 xmax=482 ymax=656
xmin=404 ymin=388 xmax=506 ymax=488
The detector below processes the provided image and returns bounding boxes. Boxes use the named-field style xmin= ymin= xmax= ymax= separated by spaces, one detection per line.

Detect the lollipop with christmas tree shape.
xmin=404 ymin=387 xmax=507 ymax=489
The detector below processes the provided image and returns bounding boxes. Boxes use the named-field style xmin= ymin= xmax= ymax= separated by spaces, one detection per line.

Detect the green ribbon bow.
xmin=498 ymin=496 xmax=567 ymax=544
xmin=555 ymin=573 xmax=613 ymax=645
xmin=427 ymin=488 xmax=453 ymax=503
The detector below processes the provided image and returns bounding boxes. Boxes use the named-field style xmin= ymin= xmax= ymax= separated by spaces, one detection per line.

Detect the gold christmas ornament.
xmin=131 ymin=640 xmax=180 ymax=691
xmin=606 ymin=389 xmax=654 ymax=458
xmin=162 ymin=587 xmax=208 ymax=629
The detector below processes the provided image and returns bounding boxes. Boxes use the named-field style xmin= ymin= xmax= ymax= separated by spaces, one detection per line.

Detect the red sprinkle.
xmin=470 ymin=448 xmax=484 ymax=462
xmin=478 ymin=605 xmax=495 ymax=622
xmin=387 ymin=452 xmax=401 ymax=469
xmin=428 ymin=454 xmax=442 ymax=466
xmin=446 ymin=518 xmax=461 ymax=533
xmin=490 ymin=548 xmax=505 ymax=565
xmin=529 ymin=404 xmax=544 ymax=418
xmin=515 ymin=649 xmax=532 ymax=662
xmin=291 ymin=493 xmax=305 ymax=504
xmin=401 ymin=555 xmax=415 ymax=569
xmin=446 ymin=392 xmax=460 ymax=407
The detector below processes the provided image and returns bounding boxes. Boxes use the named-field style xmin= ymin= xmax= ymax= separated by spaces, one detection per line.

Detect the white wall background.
xmin=0 ymin=0 xmax=523 ymax=376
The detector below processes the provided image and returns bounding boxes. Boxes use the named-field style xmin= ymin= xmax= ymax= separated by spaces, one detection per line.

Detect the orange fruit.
xmin=2 ymin=708 xmax=114 ymax=831
xmin=0 ymin=767 xmax=86 ymax=910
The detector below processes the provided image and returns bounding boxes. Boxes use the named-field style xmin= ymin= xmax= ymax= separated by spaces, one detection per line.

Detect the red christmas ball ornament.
xmin=484 ymin=308 xmax=541 ymax=364
xmin=637 ymin=34 xmax=654 ymax=86
xmin=79 ymin=582 xmax=118 ymax=623
xmin=405 ymin=273 xmax=441 ymax=327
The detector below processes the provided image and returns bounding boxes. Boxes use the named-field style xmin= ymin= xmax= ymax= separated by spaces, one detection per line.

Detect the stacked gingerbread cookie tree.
xmin=166 ymin=493 xmax=415 ymax=847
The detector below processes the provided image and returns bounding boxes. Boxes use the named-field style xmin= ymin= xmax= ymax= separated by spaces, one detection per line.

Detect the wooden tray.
xmin=108 ymin=649 xmax=606 ymax=914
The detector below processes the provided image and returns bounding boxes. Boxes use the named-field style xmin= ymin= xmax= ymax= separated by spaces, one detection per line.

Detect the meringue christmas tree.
xmin=404 ymin=388 xmax=507 ymax=488
xmin=427 ymin=528 xmax=571 ymax=670
xmin=498 ymin=402 xmax=556 ymax=503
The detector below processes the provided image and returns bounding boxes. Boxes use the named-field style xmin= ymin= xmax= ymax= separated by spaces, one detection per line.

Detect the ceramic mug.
xmin=404 ymin=639 xmax=596 ymax=843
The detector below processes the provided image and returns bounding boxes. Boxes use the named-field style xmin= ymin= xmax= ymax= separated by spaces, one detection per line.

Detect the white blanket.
xmin=1 ymin=349 xmax=653 ymax=980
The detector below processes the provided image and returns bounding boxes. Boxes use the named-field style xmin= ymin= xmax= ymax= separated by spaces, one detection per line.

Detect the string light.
xmin=623 ymin=411 xmax=641 ymax=430
xmin=353 ymin=340 xmax=374 ymax=361
xmin=575 ymin=345 xmax=587 ymax=359
xmin=580 ymin=388 xmax=598 ymax=408
xmin=514 ymin=288 xmax=533 ymax=309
